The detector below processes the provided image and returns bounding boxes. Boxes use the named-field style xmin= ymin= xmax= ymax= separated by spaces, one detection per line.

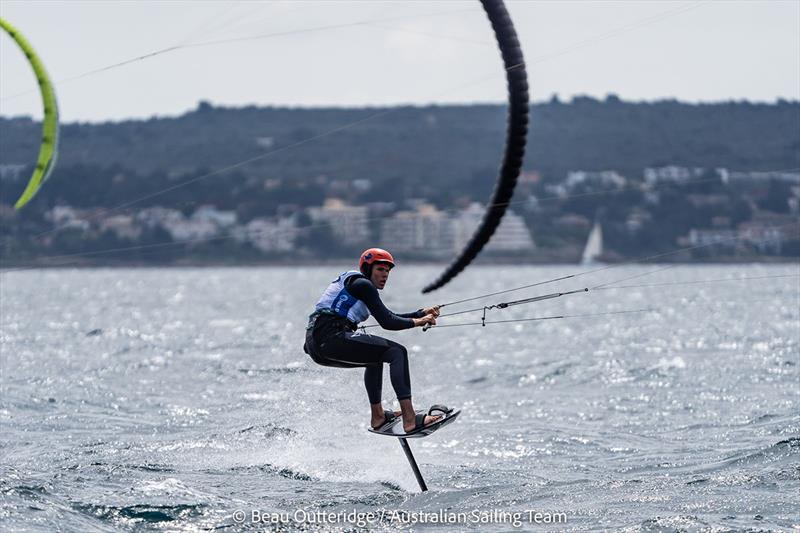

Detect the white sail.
xmin=581 ymin=222 xmax=603 ymax=265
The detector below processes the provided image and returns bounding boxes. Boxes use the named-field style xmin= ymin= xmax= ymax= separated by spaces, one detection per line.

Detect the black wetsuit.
xmin=304 ymin=275 xmax=424 ymax=403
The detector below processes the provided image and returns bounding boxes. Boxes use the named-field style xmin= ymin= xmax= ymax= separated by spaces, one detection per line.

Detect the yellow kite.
xmin=1 ymin=17 xmax=59 ymax=209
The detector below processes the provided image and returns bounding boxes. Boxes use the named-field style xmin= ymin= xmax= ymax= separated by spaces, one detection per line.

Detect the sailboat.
xmin=581 ymin=222 xmax=603 ymax=265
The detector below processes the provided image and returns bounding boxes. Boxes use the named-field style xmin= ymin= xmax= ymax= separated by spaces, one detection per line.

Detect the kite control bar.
xmin=422 ymin=287 xmax=588 ymax=331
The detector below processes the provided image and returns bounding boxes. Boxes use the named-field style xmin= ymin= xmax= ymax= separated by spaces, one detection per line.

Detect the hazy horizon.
xmin=1 ymin=1 xmax=798 ymax=122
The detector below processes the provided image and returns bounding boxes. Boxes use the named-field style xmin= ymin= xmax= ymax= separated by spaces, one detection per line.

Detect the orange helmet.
xmin=359 ymin=248 xmax=395 ymax=271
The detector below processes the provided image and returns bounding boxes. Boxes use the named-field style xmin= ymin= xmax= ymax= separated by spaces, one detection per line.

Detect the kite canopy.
xmin=422 ymin=0 xmax=529 ymax=293
xmin=0 ymin=17 xmax=59 ymax=209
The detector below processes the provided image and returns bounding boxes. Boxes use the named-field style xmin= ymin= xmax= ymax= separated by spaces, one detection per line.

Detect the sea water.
xmin=1 ymin=264 xmax=798 ymax=531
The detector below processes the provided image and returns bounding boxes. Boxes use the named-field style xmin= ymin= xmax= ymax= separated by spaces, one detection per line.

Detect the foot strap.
xmin=371 ymin=409 xmax=398 ymax=430
xmin=428 ymin=404 xmax=453 ymax=417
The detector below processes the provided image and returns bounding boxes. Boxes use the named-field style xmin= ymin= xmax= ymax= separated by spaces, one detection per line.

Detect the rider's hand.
xmin=414 ymin=314 xmax=437 ymax=328
xmin=422 ymin=305 xmax=441 ymax=318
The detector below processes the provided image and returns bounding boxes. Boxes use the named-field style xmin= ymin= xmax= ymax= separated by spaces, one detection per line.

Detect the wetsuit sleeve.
xmin=347 ymin=278 xmax=415 ymax=330
xmin=397 ymin=309 xmax=425 ymax=319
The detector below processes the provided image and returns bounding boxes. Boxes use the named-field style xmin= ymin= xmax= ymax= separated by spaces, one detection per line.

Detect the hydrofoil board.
xmin=368 ymin=407 xmax=460 ymax=438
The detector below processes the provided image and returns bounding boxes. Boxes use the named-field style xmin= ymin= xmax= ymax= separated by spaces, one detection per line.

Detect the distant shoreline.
xmin=2 ymin=256 xmax=797 ymax=270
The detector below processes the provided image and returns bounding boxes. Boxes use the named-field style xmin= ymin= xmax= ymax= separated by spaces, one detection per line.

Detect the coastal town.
xmin=2 ymin=164 xmax=797 ymax=264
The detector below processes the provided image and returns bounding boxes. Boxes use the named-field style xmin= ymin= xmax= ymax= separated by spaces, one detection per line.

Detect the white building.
xmin=135 ymin=207 xmax=218 ymax=242
xmin=240 ymin=217 xmax=297 ymax=253
xmin=99 ymin=214 xmax=141 ymax=240
xmin=308 ymin=198 xmax=369 ymax=245
xmin=565 ymin=170 xmax=626 ymax=190
xmin=738 ymin=213 xmax=799 ymax=254
xmin=46 ymin=206 xmax=90 ymax=232
xmin=453 ymin=203 xmax=535 ymax=253
xmin=192 ymin=205 xmax=237 ymax=228
xmin=644 ymin=166 xmax=714 ymax=186
xmin=380 ymin=205 xmax=455 ymax=256
xmin=687 ymin=229 xmax=738 ymax=249
xmin=738 ymin=223 xmax=784 ymax=255
xmin=136 ymin=207 xmax=184 ymax=229
xmin=163 ymin=219 xmax=218 ymax=242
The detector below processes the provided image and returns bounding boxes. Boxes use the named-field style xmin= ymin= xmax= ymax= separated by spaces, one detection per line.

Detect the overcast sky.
xmin=1 ymin=0 xmax=798 ymax=123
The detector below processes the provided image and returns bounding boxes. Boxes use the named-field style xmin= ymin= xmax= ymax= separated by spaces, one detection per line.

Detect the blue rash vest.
xmin=315 ymin=270 xmax=372 ymax=325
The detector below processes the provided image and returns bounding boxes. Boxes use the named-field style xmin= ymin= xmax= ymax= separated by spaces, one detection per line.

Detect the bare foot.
xmin=371 ymin=410 xmax=401 ymax=430
xmin=403 ymin=414 xmax=441 ymax=433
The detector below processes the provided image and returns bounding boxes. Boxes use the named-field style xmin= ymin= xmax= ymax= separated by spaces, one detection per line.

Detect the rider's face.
xmin=370 ymin=263 xmax=392 ymax=290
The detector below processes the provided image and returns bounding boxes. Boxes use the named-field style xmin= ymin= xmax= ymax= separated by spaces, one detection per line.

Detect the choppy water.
xmin=1 ymin=264 xmax=798 ymax=532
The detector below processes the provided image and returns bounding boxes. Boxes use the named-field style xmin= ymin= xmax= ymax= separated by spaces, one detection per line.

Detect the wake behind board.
xmin=368 ymin=408 xmax=460 ymax=439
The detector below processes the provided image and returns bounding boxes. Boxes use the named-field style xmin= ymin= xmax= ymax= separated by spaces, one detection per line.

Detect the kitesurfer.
xmin=304 ymin=248 xmax=444 ymax=433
